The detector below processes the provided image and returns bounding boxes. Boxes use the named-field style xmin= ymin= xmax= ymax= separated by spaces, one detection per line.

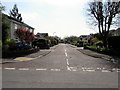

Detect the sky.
xmin=1 ymin=0 xmax=97 ymax=38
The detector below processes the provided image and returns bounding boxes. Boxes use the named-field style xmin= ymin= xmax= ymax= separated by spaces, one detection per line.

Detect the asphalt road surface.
xmin=2 ymin=44 xmax=119 ymax=88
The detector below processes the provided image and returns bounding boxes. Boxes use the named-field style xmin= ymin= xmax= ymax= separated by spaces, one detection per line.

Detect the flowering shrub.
xmin=14 ymin=28 xmax=35 ymax=43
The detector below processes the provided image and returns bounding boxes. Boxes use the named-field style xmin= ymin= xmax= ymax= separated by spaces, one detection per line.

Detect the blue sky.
xmin=2 ymin=0 xmax=97 ymax=38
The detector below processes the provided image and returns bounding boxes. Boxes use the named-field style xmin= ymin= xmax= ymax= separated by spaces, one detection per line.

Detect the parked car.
xmin=15 ymin=41 xmax=31 ymax=50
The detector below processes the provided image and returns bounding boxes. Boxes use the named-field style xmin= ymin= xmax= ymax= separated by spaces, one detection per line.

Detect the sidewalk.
xmin=1 ymin=45 xmax=58 ymax=64
xmin=70 ymin=44 xmax=120 ymax=64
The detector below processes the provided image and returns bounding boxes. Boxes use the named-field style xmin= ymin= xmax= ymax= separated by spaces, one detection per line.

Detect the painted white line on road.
xmin=97 ymin=68 xmax=102 ymax=70
xmin=36 ymin=68 xmax=47 ymax=71
xmin=65 ymin=52 xmax=67 ymax=57
xmin=65 ymin=49 xmax=66 ymax=52
xmin=85 ymin=69 xmax=95 ymax=72
xmin=67 ymin=66 xmax=71 ymax=71
xmin=66 ymin=59 xmax=69 ymax=66
xmin=69 ymin=67 xmax=77 ymax=71
xmin=51 ymin=69 xmax=60 ymax=71
xmin=18 ymin=68 xmax=29 ymax=70
xmin=102 ymin=70 xmax=111 ymax=72
xmin=64 ymin=49 xmax=68 ymax=57
xmin=4 ymin=68 xmax=15 ymax=70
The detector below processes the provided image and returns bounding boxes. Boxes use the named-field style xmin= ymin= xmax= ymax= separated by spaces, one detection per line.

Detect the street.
xmin=2 ymin=44 xmax=118 ymax=88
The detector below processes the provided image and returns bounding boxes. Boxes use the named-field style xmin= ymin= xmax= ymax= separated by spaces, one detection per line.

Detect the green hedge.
xmin=108 ymin=36 xmax=120 ymax=49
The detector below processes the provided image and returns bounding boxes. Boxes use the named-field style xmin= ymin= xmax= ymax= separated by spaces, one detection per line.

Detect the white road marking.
xmin=18 ymin=68 xmax=29 ymax=70
xmin=65 ymin=49 xmax=66 ymax=52
xmin=3 ymin=67 xmax=119 ymax=72
xmin=67 ymin=66 xmax=71 ymax=71
xmin=36 ymin=68 xmax=47 ymax=71
xmin=51 ymin=69 xmax=60 ymax=71
xmin=65 ymin=52 xmax=67 ymax=57
xmin=69 ymin=67 xmax=77 ymax=71
xmin=85 ymin=69 xmax=95 ymax=72
xmin=66 ymin=59 xmax=69 ymax=66
xmin=4 ymin=68 xmax=15 ymax=70
xmin=64 ymin=49 xmax=68 ymax=57
xmin=97 ymin=68 xmax=102 ymax=70
xmin=102 ymin=70 xmax=111 ymax=72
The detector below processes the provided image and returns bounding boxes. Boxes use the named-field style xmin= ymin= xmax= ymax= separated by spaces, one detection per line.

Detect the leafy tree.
xmin=87 ymin=0 xmax=120 ymax=47
xmin=14 ymin=28 xmax=34 ymax=43
xmin=10 ymin=4 xmax=22 ymax=22
xmin=2 ymin=13 xmax=10 ymax=44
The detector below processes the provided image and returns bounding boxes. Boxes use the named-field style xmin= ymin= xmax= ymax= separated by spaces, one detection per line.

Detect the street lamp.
xmin=53 ymin=32 xmax=56 ymax=36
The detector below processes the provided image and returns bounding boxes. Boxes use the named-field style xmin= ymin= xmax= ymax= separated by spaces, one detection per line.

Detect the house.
xmin=35 ymin=33 xmax=48 ymax=39
xmin=79 ymin=35 xmax=91 ymax=41
xmin=109 ymin=28 xmax=120 ymax=36
xmin=3 ymin=13 xmax=34 ymax=42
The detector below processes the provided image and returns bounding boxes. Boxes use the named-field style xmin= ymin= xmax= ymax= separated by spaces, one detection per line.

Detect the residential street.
xmin=2 ymin=44 xmax=118 ymax=88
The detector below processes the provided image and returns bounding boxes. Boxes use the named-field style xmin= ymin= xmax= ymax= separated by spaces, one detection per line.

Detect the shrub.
xmin=2 ymin=44 xmax=9 ymax=51
xmin=95 ymin=41 xmax=103 ymax=49
xmin=108 ymin=36 xmax=120 ymax=49
xmin=6 ymin=39 xmax=16 ymax=50
xmin=0 ymin=40 xmax=2 ymax=48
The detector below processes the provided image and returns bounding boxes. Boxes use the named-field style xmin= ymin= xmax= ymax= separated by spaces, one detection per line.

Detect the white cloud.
xmin=2 ymin=0 xmax=96 ymax=38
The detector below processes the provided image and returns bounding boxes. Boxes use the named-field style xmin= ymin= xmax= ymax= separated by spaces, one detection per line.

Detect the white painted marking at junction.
xmin=51 ymin=69 xmax=60 ymax=71
xmin=65 ymin=49 xmax=66 ymax=52
xmin=85 ymin=69 xmax=95 ymax=72
xmin=69 ymin=67 xmax=77 ymax=71
xmin=64 ymin=49 xmax=68 ymax=57
xmin=36 ymin=68 xmax=47 ymax=71
xmin=67 ymin=66 xmax=71 ymax=71
xmin=112 ymin=68 xmax=116 ymax=70
xmin=102 ymin=67 xmax=106 ymax=69
xmin=97 ymin=68 xmax=102 ymax=70
xmin=4 ymin=68 xmax=15 ymax=70
xmin=102 ymin=70 xmax=111 ymax=72
xmin=18 ymin=68 xmax=29 ymax=70
xmin=66 ymin=59 xmax=69 ymax=66
xmin=65 ymin=52 xmax=67 ymax=57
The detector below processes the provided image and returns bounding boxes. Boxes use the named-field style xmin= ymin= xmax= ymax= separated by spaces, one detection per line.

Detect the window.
xmin=15 ymin=24 xmax=18 ymax=29
xmin=30 ymin=29 xmax=33 ymax=32
xmin=26 ymin=27 xmax=29 ymax=30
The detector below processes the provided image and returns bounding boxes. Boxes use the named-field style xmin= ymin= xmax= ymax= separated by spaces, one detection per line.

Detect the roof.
xmin=109 ymin=28 xmax=120 ymax=35
xmin=6 ymin=14 xmax=34 ymax=29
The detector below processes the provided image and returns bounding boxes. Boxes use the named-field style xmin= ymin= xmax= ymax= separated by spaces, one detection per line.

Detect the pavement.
xmin=70 ymin=44 xmax=120 ymax=65
xmin=1 ymin=45 xmax=58 ymax=64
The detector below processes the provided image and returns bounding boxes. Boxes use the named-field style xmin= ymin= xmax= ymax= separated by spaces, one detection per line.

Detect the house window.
xmin=15 ymin=24 xmax=18 ymax=29
xmin=26 ymin=27 xmax=29 ymax=30
xmin=30 ymin=29 xmax=33 ymax=32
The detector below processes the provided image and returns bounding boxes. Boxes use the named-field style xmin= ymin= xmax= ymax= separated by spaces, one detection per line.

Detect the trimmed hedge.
xmin=108 ymin=36 xmax=120 ymax=49
xmin=2 ymin=48 xmax=39 ymax=58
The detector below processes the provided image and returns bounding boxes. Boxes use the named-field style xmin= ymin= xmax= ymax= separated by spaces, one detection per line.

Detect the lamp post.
xmin=53 ymin=32 xmax=56 ymax=36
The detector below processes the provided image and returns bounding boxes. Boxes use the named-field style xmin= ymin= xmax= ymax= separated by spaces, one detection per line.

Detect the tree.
xmin=2 ymin=13 xmax=10 ymax=44
xmin=10 ymin=4 xmax=22 ymax=22
xmin=14 ymin=28 xmax=34 ymax=43
xmin=87 ymin=0 xmax=120 ymax=47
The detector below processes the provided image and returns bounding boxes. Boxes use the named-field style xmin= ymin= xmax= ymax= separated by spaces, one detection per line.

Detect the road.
xmin=2 ymin=44 xmax=118 ymax=88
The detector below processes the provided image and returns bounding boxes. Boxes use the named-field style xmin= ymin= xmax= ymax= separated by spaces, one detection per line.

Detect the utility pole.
xmin=0 ymin=2 xmax=5 ymax=90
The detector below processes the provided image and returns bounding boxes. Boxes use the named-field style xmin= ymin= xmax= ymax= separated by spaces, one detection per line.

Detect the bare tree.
xmin=87 ymin=0 xmax=120 ymax=47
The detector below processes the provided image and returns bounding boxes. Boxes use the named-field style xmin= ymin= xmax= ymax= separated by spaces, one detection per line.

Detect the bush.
xmin=108 ymin=36 xmax=120 ymax=49
xmin=33 ymin=39 xmax=50 ymax=49
xmin=6 ymin=39 xmax=16 ymax=50
xmin=95 ymin=41 xmax=103 ymax=49
xmin=0 ymin=40 xmax=2 ymax=48
xmin=2 ymin=44 xmax=9 ymax=51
